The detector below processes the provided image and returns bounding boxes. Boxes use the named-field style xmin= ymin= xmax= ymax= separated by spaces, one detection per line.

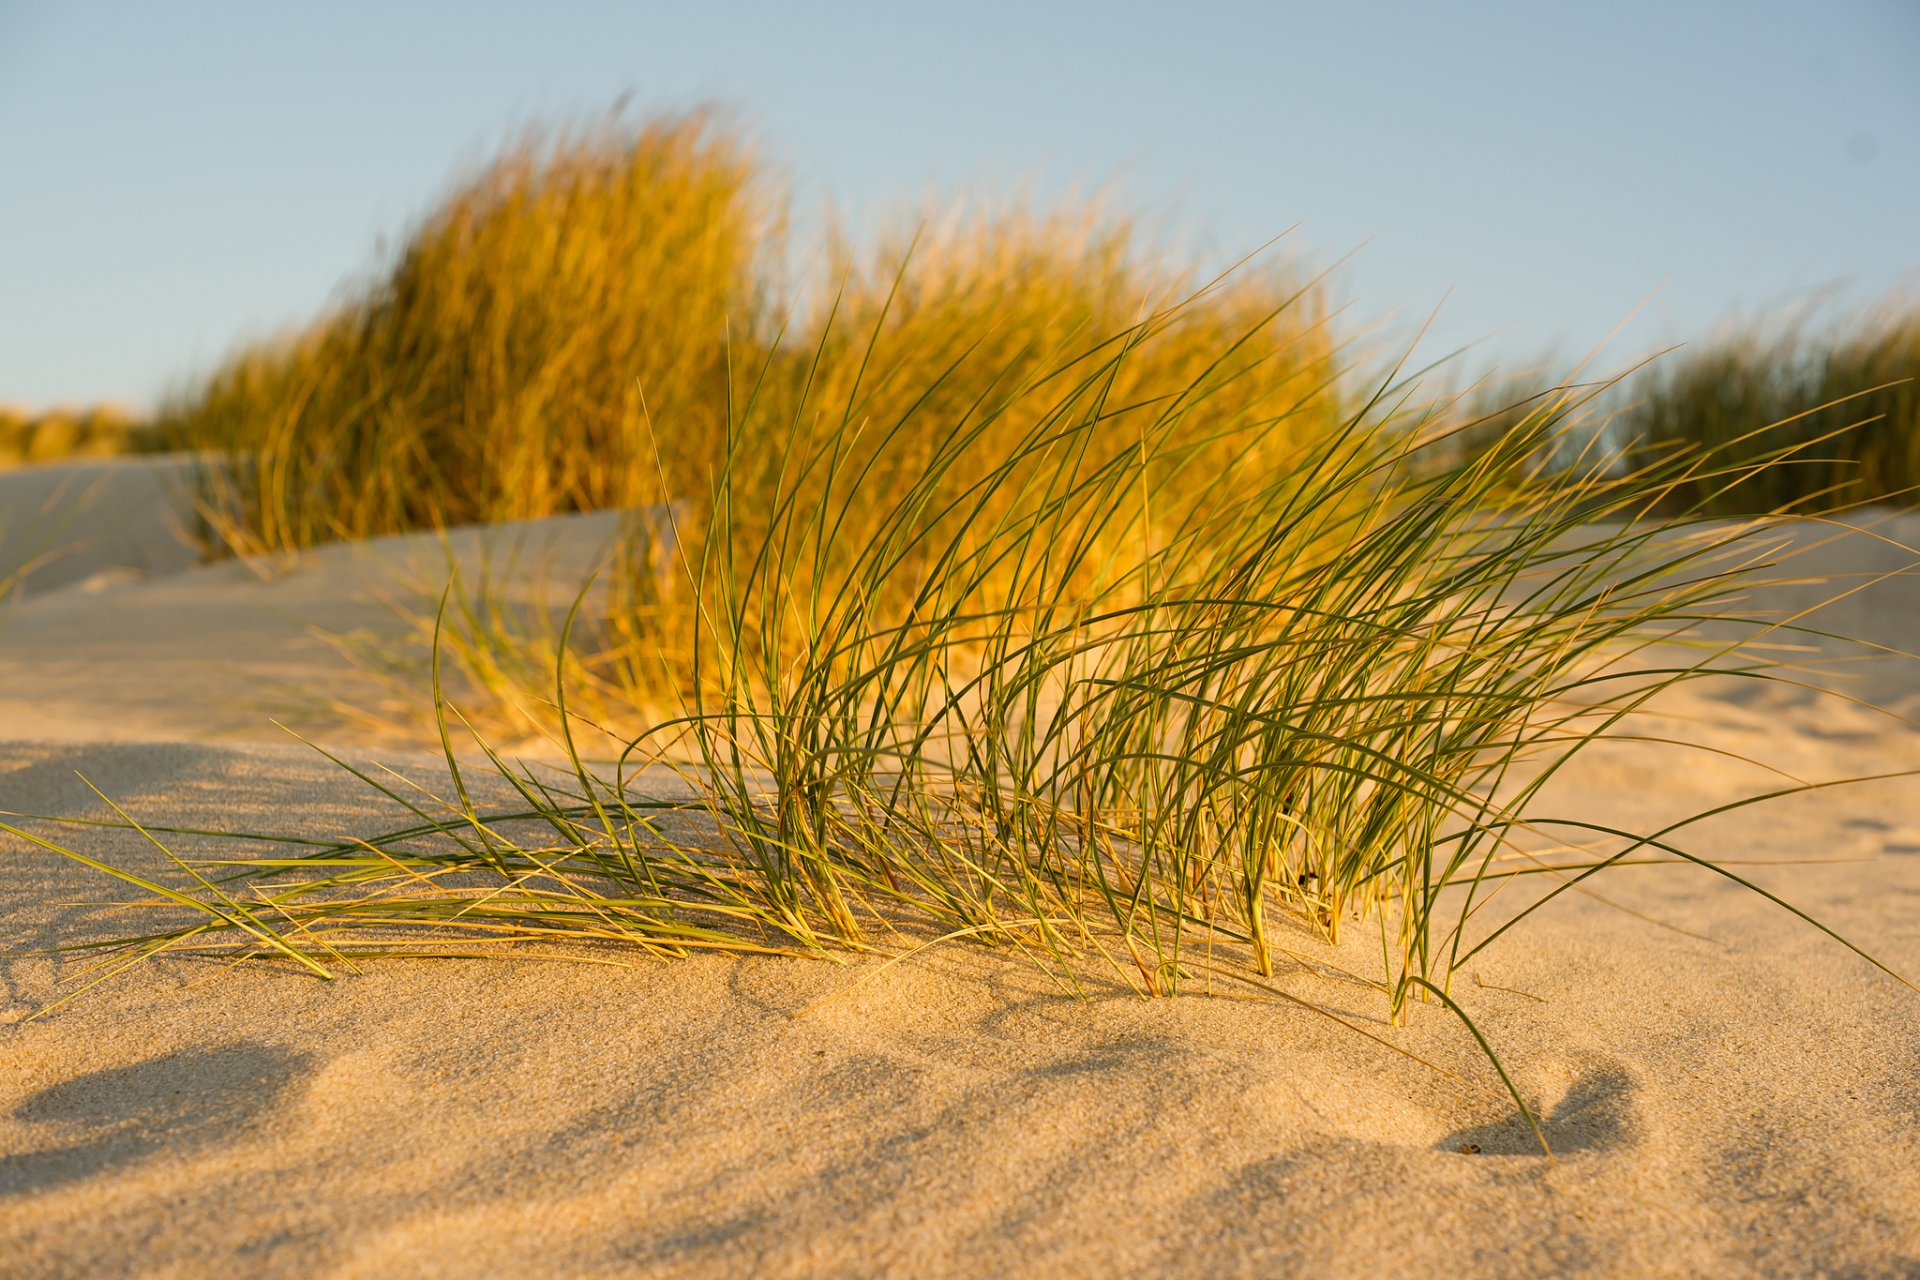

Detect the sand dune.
xmin=4 ymin=460 xmax=1920 ymax=1276
xmin=1 ymin=460 xmax=624 ymax=745
xmin=0 ymin=456 xmax=203 ymax=598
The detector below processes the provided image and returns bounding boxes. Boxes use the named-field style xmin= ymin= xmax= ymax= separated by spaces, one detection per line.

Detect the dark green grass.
xmin=1611 ymin=300 xmax=1920 ymax=514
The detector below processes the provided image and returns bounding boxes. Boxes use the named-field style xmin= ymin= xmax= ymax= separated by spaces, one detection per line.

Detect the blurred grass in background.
xmin=1611 ymin=299 xmax=1920 ymax=515
xmin=149 ymin=110 xmax=1343 ymax=563
xmin=0 ymin=404 xmax=160 ymax=469
xmin=108 ymin=107 xmax=1911 ymax=547
xmin=159 ymin=110 xmax=774 ymax=554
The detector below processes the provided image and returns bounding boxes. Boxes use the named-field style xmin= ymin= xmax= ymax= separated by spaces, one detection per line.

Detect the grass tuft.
xmin=163 ymin=108 xmax=776 ymax=554
xmin=0 ymin=404 xmax=159 ymax=469
xmin=1612 ymin=298 xmax=1920 ymax=514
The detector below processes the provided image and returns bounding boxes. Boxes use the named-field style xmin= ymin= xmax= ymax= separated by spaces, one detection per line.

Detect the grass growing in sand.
xmin=12 ymin=111 xmax=1919 ymax=1155
xmin=162 ymin=110 xmax=772 ymax=553
xmin=16 ymin=270 xmax=1920 ymax=1154
xmin=1611 ymin=298 xmax=1920 ymax=515
xmin=158 ymin=111 xmax=1343 ymax=565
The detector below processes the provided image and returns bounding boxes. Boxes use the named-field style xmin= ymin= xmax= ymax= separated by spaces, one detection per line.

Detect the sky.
xmin=1 ymin=0 xmax=1916 ymax=411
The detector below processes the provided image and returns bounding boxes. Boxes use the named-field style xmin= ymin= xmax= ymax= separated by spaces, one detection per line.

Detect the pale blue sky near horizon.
xmin=1 ymin=0 xmax=1915 ymax=411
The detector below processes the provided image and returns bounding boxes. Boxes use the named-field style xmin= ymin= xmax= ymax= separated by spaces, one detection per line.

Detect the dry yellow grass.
xmin=164 ymin=109 xmax=775 ymax=553
xmin=0 ymin=405 xmax=155 ymax=469
xmin=161 ymin=114 xmax=1347 ymax=566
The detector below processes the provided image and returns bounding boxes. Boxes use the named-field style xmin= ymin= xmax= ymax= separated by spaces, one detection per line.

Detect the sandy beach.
xmin=4 ymin=457 xmax=1920 ymax=1278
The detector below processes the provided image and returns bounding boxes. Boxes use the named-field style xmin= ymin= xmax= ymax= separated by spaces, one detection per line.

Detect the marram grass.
xmin=163 ymin=109 xmax=775 ymax=555
xmin=1610 ymin=297 xmax=1920 ymax=515
xmin=158 ymin=113 xmax=1344 ymax=570
xmin=10 ymin=281 xmax=1917 ymax=1158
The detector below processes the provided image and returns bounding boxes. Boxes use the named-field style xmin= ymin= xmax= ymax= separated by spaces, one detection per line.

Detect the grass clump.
xmin=1613 ymin=298 xmax=1920 ymax=514
xmin=15 ymin=274 xmax=1915 ymax=1166
xmin=582 ymin=211 xmax=1347 ymax=690
xmin=12 ymin=109 xmax=1917 ymax=1155
xmin=163 ymin=109 xmax=775 ymax=555
xmin=0 ymin=404 xmax=159 ymax=469
xmin=157 ymin=111 xmax=1346 ymax=584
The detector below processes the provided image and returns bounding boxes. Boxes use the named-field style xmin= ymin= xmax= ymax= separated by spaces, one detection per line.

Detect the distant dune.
xmin=0 ymin=455 xmax=201 ymax=598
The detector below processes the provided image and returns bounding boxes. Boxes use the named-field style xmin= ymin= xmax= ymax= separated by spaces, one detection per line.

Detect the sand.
xmin=4 ymin=458 xmax=1919 ymax=1277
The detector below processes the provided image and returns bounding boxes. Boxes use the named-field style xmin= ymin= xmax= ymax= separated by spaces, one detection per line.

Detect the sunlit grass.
xmin=157 ymin=114 xmax=1345 ymax=576
xmin=163 ymin=109 xmax=775 ymax=554
xmin=0 ymin=404 xmax=157 ymax=470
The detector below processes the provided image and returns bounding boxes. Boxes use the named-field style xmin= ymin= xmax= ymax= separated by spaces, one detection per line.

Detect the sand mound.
xmin=0 ymin=456 xmax=203 ymax=597
xmin=1 ymin=731 xmax=1916 ymax=1276
xmin=0 ymin=480 xmax=623 ymax=744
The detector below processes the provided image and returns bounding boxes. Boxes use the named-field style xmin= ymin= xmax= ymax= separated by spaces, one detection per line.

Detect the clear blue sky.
xmin=2 ymin=0 xmax=1915 ymax=410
